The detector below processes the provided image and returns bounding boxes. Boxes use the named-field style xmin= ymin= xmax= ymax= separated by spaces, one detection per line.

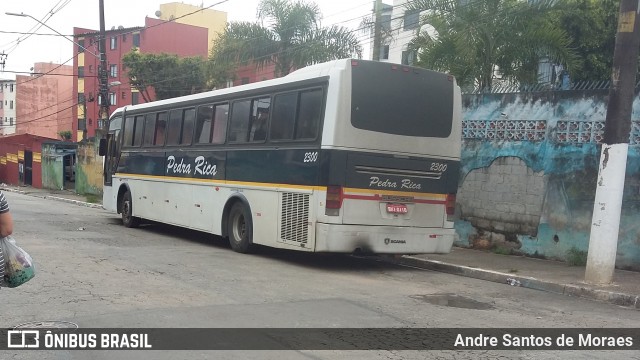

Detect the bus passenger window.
xmin=228 ymin=100 xmax=251 ymax=143
xmin=249 ymin=97 xmax=271 ymax=142
xmin=212 ymin=103 xmax=229 ymax=144
xmin=296 ymin=89 xmax=322 ymax=140
xmin=270 ymin=92 xmax=296 ymax=140
xmin=250 ymin=107 xmax=269 ymax=141
xmin=133 ymin=115 xmax=144 ymax=146
xmin=142 ymin=114 xmax=156 ymax=146
xmin=196 ymin=105 xmax=213 ymax=144
xmin=166 ymin=110 xmax=182 ymax=146
xmin=123 ymin=116 xmax=134 ymax=146
xmin=155 ymin=112 xmax=167 ymax=146
xmin=182 ymin=108 xmax=195 ymax=145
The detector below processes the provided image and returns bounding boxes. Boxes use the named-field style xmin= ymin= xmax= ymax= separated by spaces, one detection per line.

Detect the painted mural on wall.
xmin=457 ymin=89 xmax=640 ymax=270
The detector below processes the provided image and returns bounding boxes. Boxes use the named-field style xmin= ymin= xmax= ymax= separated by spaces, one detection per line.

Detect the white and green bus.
xmin=100 ymin=59 xmax=462 ymax=254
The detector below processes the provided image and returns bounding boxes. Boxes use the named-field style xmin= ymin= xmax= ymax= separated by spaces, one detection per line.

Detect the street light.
xmin=5 ymin=12 xmax=100 ymax=59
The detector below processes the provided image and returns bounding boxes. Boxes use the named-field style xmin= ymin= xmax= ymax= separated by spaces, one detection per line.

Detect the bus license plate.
xmin=386 ymin=204 xmax=408 ymax=214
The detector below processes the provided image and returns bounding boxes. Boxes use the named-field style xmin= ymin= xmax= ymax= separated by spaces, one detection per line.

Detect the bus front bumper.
xmin=314 ymin=223 xmax=455 ymax=254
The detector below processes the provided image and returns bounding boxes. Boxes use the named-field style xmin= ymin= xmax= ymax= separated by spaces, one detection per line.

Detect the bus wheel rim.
xmin=233 ymin=213 xmax=245 ymax=241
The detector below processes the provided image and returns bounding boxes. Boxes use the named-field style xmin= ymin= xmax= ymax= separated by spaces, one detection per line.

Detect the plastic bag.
xmin=0 ymin=236 xmax=35 ymax=288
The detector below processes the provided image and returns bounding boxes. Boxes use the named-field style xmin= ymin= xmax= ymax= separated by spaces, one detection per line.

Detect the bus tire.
xmin=227 ymin=202 xmax=254 ymax=253
xmin=121 ymin=190 xmax=140 ymax=228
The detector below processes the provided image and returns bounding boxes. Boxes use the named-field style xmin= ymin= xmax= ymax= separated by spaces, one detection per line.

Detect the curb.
xmin=390 ymin=255 xmax=640 ymax=309
xmin=1 ymin=187 xmax=103 ymax=209
xmin=44 ymin=196 xmax=103 ymax=209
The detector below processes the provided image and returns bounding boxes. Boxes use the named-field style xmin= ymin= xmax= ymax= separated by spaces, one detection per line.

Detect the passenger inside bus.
xmin=250 ymin=107 xmax=269 ymax=141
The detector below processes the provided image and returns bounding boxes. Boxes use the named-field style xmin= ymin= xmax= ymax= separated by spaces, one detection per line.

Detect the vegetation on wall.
xmin=58 ymin=130 xmax=72 ymax=141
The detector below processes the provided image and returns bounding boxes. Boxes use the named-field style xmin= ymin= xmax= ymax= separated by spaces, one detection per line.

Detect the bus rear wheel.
xmin=121 ymin=190 xmax=140 ymax=228
xmin=227 ymin=202 xmax=254 ymax=253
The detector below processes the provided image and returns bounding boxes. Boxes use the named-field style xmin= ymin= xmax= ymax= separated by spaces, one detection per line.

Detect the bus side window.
xmin=212 ymin=103 xmax=229 ymax=144
xmin=270 ymin=92 xmax=296 ymax=141
xmin=166 ymin=110 xmax=183 ymax=146
xmin=123 ymin=116 xmax=134 ymax=146
xmin=142 ymin=113 xmax=156 ymax=146
xmin=249 ymin=97 xmax=270 ymax=142
xmin=133 ymin=115 xmax=145 ymax=146
xmin=196 ymin=105 xmax=214 ymax=144
xmin=296 ymin=89 xmax=322 ymax=140
xmin=228 ymin=100 xmax=251 ymax=143
xmin=155 ymin=112 xmax=167 ymax=146
xmin=182 ymin=108 xmax=196 ymax=145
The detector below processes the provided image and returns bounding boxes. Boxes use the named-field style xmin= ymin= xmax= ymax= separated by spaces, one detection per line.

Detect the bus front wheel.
xmin=121 ymin=190 xmax=141 ymax=228
xmin=227 ymin=202 xmax=254 ymax=253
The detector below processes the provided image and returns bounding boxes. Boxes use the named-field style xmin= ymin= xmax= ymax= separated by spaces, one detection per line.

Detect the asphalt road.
xmin=1 ymin=191 xmax=638 ymax=360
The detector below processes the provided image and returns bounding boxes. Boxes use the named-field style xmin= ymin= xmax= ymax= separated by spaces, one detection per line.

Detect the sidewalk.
xmin=2 ymin=184 xmax=639 ymax=309
xmin=0 ymin=184 xmax=103 ymax=209
xmin=385 ymin=248 xmax=640 ymax=309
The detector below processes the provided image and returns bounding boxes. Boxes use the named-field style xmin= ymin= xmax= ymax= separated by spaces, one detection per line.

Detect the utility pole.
xmin=585 ymin=0 xmax=640 ymax=284
xmin=97 ymin=0 xmax=110 ymax=134
xmin=372 ymin=0 xmax=382 ymax=61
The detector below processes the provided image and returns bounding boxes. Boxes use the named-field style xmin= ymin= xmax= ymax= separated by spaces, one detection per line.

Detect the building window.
xmin=9 ymin=84 xmax=13 ymax=92
xmin=403 ymin=10 xmax=419 ymax=31
xmin=131 ymin=92 xmax=139 ymax=105
xmin=9 ymin=100 xmax=13 ymax=109
xmin=381 ymin=45 xmax=390 ymax=60
xmin=401 ymin=50 xmax=416 ymax=66
xmin=78 ymin=66 xmax=85 ymax=78
xmin=109 ymin=92 xmax=116 ymax=106
xmin=110 ymin=64 xmax=118 ymax=78
xmin=78 ymin=39 xmax=85 ymax=53
xmin=78 ymin=119 xmax=86 ymax=131
xmin=132 ymin=33 xmax=140 ymax=47
xmin=89 ymin=65 xmax=93 ymax=73
xmin=122 ymin=34 xmax=127 ymax=42
xmin=78 ymin=93 xmax=85 ymax=104
xmin=9 ymin=118 xmax=13 ymax=126
xmin=241 ymin=77 xmax=250 ymax=85
xmin=110 ymin=36 xmax=117 ymax=50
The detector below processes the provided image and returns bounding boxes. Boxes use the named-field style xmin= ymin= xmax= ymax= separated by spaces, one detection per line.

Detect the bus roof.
xmin=110 ymin=58 xmax=353 ymax=117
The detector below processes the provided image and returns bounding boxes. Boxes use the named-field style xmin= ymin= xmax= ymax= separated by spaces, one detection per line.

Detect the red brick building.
xmin=72 ymin=18 xmax=209 ymax=141
xmin=15 ymin=63 xmax=74 ymax=140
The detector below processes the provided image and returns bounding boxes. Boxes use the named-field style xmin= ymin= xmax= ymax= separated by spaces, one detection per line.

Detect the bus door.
xmin=100 ymin=116 xmax=123 ymax=186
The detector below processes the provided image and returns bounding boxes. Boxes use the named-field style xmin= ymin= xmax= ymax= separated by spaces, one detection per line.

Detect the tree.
xmin=553 ymin=0 xmax=618 ymax=82
xmin=122 ymin=51 xmax=208 ymax=101
xmin=406 ymin=0 xmax=576 ymax=91
xmin=211 ymin=0 xmax=363 ymax=78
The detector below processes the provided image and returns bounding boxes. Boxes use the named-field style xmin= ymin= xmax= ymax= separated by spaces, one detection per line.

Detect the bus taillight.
xmin=325 ymin=185 xmax=343 ymax=216
xmin=446 ymin=193 xmax=456 ymax=221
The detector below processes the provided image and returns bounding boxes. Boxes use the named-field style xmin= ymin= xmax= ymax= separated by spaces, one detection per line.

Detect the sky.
xmin=0 ymin=0 xmax=377 ymax=80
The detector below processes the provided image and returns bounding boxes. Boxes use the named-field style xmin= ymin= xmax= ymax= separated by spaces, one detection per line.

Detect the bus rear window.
xmin=351 ymin=62 xmax=453 ymax=138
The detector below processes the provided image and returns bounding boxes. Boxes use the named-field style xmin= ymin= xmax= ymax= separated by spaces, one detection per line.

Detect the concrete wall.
xmin=457 ymin=90 xmax=640 ymax=269
xmin=75 ymin=139 xmax=103 ymax=195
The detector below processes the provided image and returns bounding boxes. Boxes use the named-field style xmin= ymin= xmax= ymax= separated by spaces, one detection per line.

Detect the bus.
xmin=100 ymin=59 xmax=462 ymax=254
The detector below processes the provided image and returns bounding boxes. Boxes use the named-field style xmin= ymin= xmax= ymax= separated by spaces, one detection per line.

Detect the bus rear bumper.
xmin=314 ymin=223 xmax=455 ymax=254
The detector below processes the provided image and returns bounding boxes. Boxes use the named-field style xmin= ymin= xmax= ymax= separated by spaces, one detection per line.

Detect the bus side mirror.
xmin=98 ymin=138 xmax=107 ymax=156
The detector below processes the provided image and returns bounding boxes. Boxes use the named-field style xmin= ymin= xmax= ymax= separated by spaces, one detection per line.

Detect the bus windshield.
xmin=350 ymin=61 xmax=454 ymax=138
